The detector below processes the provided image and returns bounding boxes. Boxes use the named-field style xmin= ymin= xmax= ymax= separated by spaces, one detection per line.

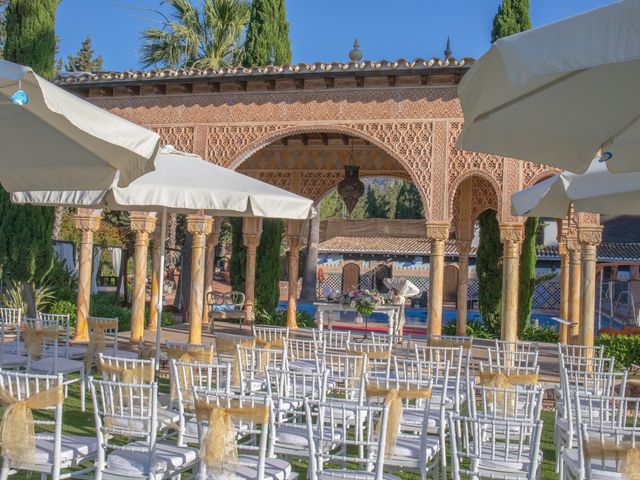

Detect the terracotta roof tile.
xmin=54 ymin=57 xmax=475 ymax=85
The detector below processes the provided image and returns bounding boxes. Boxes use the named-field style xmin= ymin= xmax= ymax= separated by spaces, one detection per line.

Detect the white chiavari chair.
xmin=25 ymin=318 xmax=86 ymax=411
xmin=236 ymin=343 xmax=287 ymax=394
xmin=556 ymin=369 xmax=628 ymax=475
xmin=168 ymin=359 xmax=231 ymax=446
xmin=0 ymin=307 xmax=22 ymax=353
xmin=486 ymin=346 xmax=539 ymax=373
xmin=558 ymin=344 xmax=605 ymax=361
xmin=304 ymin=398 xmax=398 ymax=480
xmin=193 ymin=390 xmax=295 ymax=480
xmin=266 ymin=367 xmax=330 ymax=458
xmin=364 ymin=373 xmax=443 ymax=479
xmin=89 ymin=378 xmax=198 ymax=480
xmin=316 ymin=351 xmax=367 ymax=402
xmin=84 ymin=317 xmax=138 ymax=371
xmin=562 ymin=395 xmax=640 ymax=480
xmin=449 ymin=414 xmax=543 ymax=480
xmin=164 ymin=340 xmax=216 ymax=364
xmin=471 ymin=383 xmax=543 ymax=422
xmin=0 ymin=323 xmax=27 ymax=369
xmin=0 ymin=371 xmax=96 ymax=480
xmin=414 ymin=344 xmax=467 ymax=415
xmin=214 ymin=332 xmax=254 ymax=364
xmin=252 ymin=325 xmax=289 ymax=343
xmin=286 ymin=337 xmax=324 ymax=372
xmin=313 ymin=329 xmax=350 ymax=352
xmin=38 ymin=312 xmax=78 ymax=359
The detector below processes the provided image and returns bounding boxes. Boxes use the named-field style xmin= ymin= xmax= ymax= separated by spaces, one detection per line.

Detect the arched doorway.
xmin=342 ymin=263 xmax=360 ymax=293
xmin=443 ymin=264 xmax=459 ymax=304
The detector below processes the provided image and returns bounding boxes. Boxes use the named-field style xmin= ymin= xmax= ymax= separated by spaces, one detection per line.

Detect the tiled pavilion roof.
xmin=53 ymin=57 xmax=475 ymax=86
xmin=319 ymin=236 xmax=640 ymax=262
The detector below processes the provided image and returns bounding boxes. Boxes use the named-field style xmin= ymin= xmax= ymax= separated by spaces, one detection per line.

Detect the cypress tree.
xmin=491 ymin=0 xmax=531 ymax=43
xmin=491 ymin=0 xmax=536 ymax=334
xmin=518 ymin=217 xmax=538 ymax=333
xmin=364 ymin=185 xmax=389 ymax=219
xmin=64 ymin=35 xmax=103 ymax=72
xmin=255 ymin=219 xmax=283 ymax=314
xmin=394 ymin=181 xmax=424 ymax=219
xmin=476 ymin=210 xmax=503 ymax=334
xmin=0 ymin=0 xmax=58 ymax=316
xmin=228 ymin=217 xmax=246 ymax=294
xmin=244 ymin=0 xmax=292 ymax=67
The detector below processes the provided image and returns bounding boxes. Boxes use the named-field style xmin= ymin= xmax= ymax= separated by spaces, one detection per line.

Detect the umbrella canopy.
xmin=458 ymin=0 xmax=640 ymax=174
xmin=12 ymin=146 xmax=315 ymax=220
xmin=0 ymin=60 xmax=160 ymax=191
xmin=511 ymin=158 xmax=640 ymax=218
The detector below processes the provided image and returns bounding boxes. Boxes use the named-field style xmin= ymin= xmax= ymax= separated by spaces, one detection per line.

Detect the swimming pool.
xmin=277 ymin=301 xmax=617 ymax=331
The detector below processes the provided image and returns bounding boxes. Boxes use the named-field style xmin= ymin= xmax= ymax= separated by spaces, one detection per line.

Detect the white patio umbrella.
xmin=512 ymin=158 xmax=640 ymax=218
xmin=458 ymin=0 xmax=640 ymax=174
xmin=0 ymin=60 xmax=160 ymax=191
xmin=13 ymin=146 xmax=315 ymax=367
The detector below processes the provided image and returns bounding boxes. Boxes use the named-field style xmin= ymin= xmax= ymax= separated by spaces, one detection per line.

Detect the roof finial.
xmin=444 ymin=36 xmax=452 ymax=58
xmin=349 ymin=38 xmax=363 ymax=62
xmin=268 ymin=46 xmax=276 ymax=66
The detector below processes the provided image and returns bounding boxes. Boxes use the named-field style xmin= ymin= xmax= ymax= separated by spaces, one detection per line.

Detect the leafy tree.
xmin=243 ymin=0 xmax=291 ymax=67
xmin=0 ymin=0 xmax=58 ymax=316
xmin=491 ymin=0 xmax=531 ymax=43
xmin=476 ymin=210 xmax=503 ymax=334
xmin=395 ymin=181 xmax=424 ymax=219
xmin=364 ymin=185 xmax=390 ymax=219
xmin=319 ymin=190 xmax=345 ymax=220
xmin=140 ymin=0 xmax=250 ymax=69
xmin=64 ymin=35 xmax=103 ymax=72
xmin=518 ymin=216 xmax=538 ymax=333
xmin=0 ymin=1 xmax=7 ymax=58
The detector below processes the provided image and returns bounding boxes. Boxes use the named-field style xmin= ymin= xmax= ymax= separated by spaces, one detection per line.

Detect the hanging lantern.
xmin=338 ymin=164 xmax=364 ymax=213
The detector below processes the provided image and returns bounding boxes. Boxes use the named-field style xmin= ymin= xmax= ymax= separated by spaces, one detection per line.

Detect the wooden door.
xmin=342 ymin=263 xmax=360 ymax=292
xmin=443 ymin=264 xmax=459 ymax=304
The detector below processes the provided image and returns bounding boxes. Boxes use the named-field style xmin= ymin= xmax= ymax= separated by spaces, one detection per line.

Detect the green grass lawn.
xmin=9 ymin=379 xmax=560 ymax=479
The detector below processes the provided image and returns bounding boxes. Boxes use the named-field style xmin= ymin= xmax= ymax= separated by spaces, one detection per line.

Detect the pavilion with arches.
xmin=56 ymin=52 xmax=602 ymax=346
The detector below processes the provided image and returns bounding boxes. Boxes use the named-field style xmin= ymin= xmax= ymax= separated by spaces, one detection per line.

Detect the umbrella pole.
xmin=155 ymin=207 xmax=167 ymax=372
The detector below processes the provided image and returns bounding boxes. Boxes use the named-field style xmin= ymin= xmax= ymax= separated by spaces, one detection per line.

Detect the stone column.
xmin=286 ymin=220 xmax=305 ymax=329
xmin=499 ymin=224 xmax=524 ymax=343
xmin=242 ymin=217 xmax=263 ymax=319
xmin=187 ymin=214 xmax=213 ymax=344
xmin=202 ymin=218 xmax=222 ymax=321
xmin=148 ymin=229 xmax=162 ymax=331
xmin=456 ymin=240 xmax=472 ymax=337
xmin=129 ymin=212 xmax=157 ymax=343
xmin=558 ymin=241 xmax=570 ymax=344
xmin=73 ymin=209 xmax=102 ymax=342
xmin=578 ymin=225 xmax=603 ymax=347
xmin=426 ymin=222 xmax=450 ymax=337
xmin=567 ymin=238 xmax=582 ymax=344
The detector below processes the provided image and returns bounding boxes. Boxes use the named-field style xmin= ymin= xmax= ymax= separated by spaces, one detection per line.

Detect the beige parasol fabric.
xmin=0 ymin=60 xmax=160 ymax=191
xmin=458 ymin=0 xmax=640 ymax=174
xmin=511 ymin=158 xmax=640 ymax=218
xmin=12 ymin=146 xmax=314 ymax=220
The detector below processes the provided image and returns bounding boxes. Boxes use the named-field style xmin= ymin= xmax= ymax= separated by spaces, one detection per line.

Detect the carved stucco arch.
xmin=525 ymin=169 xmax=560 ymax=189
xmin=448 ymin=170 xmax=501 ymax=222
xmin=216 ymin=122 xmax=433 ymax=216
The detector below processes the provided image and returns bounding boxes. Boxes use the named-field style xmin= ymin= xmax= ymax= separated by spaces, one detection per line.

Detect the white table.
xmin=313 ymin=302 xmax=404 ymax=336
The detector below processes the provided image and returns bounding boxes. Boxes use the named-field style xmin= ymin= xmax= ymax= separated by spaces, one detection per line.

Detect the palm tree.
xmin=140 ymin=0 xmax=250 ymax=69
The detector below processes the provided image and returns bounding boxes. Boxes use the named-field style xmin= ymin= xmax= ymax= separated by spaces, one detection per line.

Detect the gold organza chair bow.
xmin=194 ymin=392 xmax=290 ymax=478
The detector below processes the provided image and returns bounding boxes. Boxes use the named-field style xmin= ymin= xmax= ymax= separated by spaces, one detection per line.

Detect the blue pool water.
xmin=277 ymin=302 xmax=576 ymax=329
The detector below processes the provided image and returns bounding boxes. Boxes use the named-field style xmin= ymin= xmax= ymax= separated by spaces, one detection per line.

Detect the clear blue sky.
xmin=56 ymin=0 xmax=613 ymax=71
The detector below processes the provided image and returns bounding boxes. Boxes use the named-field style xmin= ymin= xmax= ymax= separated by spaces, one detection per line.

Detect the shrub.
xmin=520 ymin=324 xmax=559 ymax=343
xmin=0 ymin=280 xmax=55 ymax=312
xmin=50 ymin=300 xmax=76 ymax=327
xmin=255 ymin=308 xmax=315 ymax=328
xmin=44 ymin=258 xmax=77 ymax=302
xmin=596 ymin=334 xmax=640 ymax=369
xmin=89 ymin=293 xmax=132 ymax=332
xmin=443 ymin=319 xmax=496 ymax=339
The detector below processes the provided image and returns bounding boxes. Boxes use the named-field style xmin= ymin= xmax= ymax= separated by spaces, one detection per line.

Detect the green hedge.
xmin=596 ymin=334 xmax=640 ymax=369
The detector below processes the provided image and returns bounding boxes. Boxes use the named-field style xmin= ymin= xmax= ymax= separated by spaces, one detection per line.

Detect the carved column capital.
xmin=425 ymin=221 xmax=450 ymax=241
xmin=499 ymin=223 xmax=524 ymax=243
xmin=286 ymin=219 xmax=305 ymax=252
xmin=577 ymin=225 xmax=603 ymax=246
xmin=130 ymin=211 xmax=157 ymax=233
xmin=558 ymin=242 xmax=568 ymax=257
xmin=186 ymin=214 xmax=213 ymax=236
xmin=456 ymin=239 xmax=472 ymax=255
xmin=75 ymin=208 xmax=102 ymax=232
xmin=243 ymin=217 xmax=263 ymax=249
xmin=207 ymin=217 xmax=223 ymax=247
